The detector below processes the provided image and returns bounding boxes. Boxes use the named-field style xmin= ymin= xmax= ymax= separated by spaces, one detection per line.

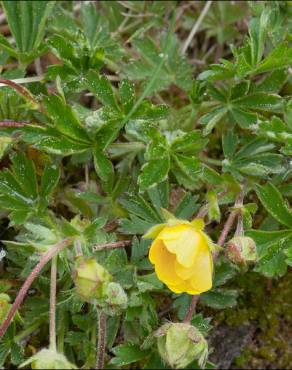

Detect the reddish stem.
xmin=183 ymin=295 xmax=200 ymax=323
xmin=0 ymin=121 xmax=30 ymax=127
xmin=0 ymin=77 xmax=38 ymax=106
xmin=0 ymin=238 xmax=72 ymax=339
xmin=96 ymin=310 xmax=107 ymax=370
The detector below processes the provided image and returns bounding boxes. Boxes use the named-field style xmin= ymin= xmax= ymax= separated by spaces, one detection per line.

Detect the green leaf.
xmin=213 ymin=259 xmax=238 ymax=287
xmin=137 ymin=273 xmax=163 ymax=292
xmin=11 ymin=152 xmax=38 ymax=199
xmin=110 ymin=344 xmax=148 ymax=366
xmin=93 ymin=149 xmax=113 ymax=182
xmin=172 ymin=154 xmax=201 ymax=182
xmin=80 ymin=2 xmax=100 ymax=48
xmin=2 ymin=1 xmax=54 ymax=64
xmin=234 ymin=93 xmax=283 ymax=113
xmin=44 ymin=95 xmax=91 ymax=143
xmin=147 ymin=181 xmax=169 ymax=211
xmin=248 ymin=9 xmax=270 ymax=66
xmin=200 ymin=106 xmax=227 ymax=135
xmin=119 ymin=80 xmax=135 ymax=114
xmin=246 ymin=229 xmax=292 ymax=256
xmin=171 ymin=131 xmax=208 ymax=154
xmin=255 ymin=183 xmax=292 ymax=227
xmin=0 ymin=153 xmax=57 ymax=224
xmin=138 ymin=156 xmax=170 ymax=190
xmin=174 ymin=193 xmax=199 ymax=219
xmin=87 ymin=71 xmax=119 ymax=111
xmin=222 ymin=130 xmax=237 ymax=159
xmin=120 ymin=194 xmax=162 ymax=224
xmin=255 ymin=243 xmax=287 ymax=278
xmin=39 ymin=163 xmax=60 ymax=197
xmin=255 ymin=43 xmax=292 ymax=74
xmin=21 ymin=125 xmax=91 ymax=155
xmin=201 ymin=289 xmax=238 ymax=309
xmin=229 ymin=107 xmax=257 ymax=128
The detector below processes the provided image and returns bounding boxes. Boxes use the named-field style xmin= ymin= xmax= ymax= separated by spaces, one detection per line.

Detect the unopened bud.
xmin=225 ymin=236 xmax=257 ymax=265
xmin=155 ymin=323 xmax=208 ymax=369
xmin=19 ymin=348 xmax=77 ymax=369
xmin=72 ymin=257 xmax=112 ymax=302
xmin=0 ymin=293 xmax=11 ymax=324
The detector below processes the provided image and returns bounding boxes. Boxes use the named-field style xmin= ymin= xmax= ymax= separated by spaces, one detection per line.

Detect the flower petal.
xmin=159 ymin=225 xmax=203 ymax=268
xmin=174 ymin=260 xmax=196 ymax=280
xmin=168 ymin=281 xmax=201 ymax=295
xmin=149 ymin=239 xmax=183 ymax=286
xmin=188 ymin=244 xmax=213 ymax=293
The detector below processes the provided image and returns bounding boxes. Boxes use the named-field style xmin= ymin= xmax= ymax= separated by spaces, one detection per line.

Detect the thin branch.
xmin=49 ymin=256 xmax=57 ymax=351
xmin=181 ymin=1 xmax=212 ymax=55
xmin=0 ymin=238 xmax=72 ymax=339
xmin=215 ymin=191 xmax=245 ymax=254
xmin=96 ymin=310 xmax=107 ymax=370
xmin=92 ymin=240 xmax=131 ymax=252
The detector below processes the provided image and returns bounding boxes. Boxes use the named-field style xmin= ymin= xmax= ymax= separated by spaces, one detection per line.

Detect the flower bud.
xmin=155 ymin=323 xmax=208 ymax=369
xmin=225 ymin=236 xmax=257 ymax=265
xmin=0 ymin=293 xmax=11 ymax=324
xmin=19 ymin=348 xmax=77 ymax=369
xmin=72 ymin=257 xmax=112 ymax=302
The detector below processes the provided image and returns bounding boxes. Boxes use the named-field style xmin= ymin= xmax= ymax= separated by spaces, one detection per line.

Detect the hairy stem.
xmin=49 ymin=256 xmax=57 ymax=351
xmin=92 ymin=240 xmax=131 ymax=252
xmin=183 ymin=295 xmax=200 ymax=323
xmin=96 ymin=310 xmax=107 ymax=370
xmin=0 ymin=238 xmax=72 ymax=339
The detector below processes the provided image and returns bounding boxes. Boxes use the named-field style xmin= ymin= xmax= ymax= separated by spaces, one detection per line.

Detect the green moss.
xmin=220 ymin=271 xmax=292 ymax=369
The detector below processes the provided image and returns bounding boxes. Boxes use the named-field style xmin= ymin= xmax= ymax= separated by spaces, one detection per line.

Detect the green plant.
xmin=0 ymin=1 xmax=291 ymax=369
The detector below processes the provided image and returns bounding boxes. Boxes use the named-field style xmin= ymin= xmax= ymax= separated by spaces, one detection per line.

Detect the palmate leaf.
xmin=1 ymin=1 xmax=55 ymax=64
xmin=124 ymin=33 xmax=192 ymax=95
xmin=119 ymin=181 xmax=199 ymax=235
xmin=138 ymin=129 xmax=206 ymax=190
xmin=0 ymin=153 xmax=60 ymax=224
xmin=46 ymin=3 xmax=123 ymax=85
xmin=199 ymin=81 xmax=284 ymax=134
xmin=222 ymin=138 xmax=284 ymax=180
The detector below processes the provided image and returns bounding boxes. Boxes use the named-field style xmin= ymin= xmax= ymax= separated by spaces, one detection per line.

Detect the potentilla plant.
xmin=0 ymin=1 xmax=291 ymax=369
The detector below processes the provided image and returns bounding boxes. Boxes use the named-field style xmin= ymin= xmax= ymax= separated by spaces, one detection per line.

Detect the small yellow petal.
xmin=149 ymin=239 xmax=183 ymax=286
xmin=159 ymin=225 xmax=203 ymax=268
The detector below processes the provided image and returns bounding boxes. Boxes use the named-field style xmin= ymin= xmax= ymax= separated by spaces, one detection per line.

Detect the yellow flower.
xmin=143 ymin=218 xmax=213 ymax=295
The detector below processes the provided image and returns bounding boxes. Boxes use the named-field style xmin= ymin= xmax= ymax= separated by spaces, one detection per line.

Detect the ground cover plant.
xmin=0 ymin=1 xmax=291 ymax=369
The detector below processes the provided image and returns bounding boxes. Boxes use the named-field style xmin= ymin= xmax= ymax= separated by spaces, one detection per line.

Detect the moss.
xmin=220 ymin=270 xmax=292 ymax=369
